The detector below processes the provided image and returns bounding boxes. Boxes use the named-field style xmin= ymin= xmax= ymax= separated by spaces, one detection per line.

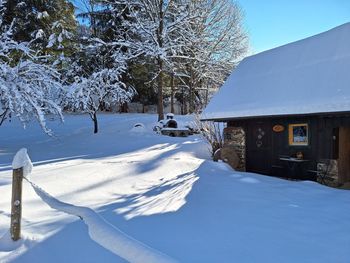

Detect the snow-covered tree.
xmin=102 ymin=0 xmax=198 ymax=120
xmin=63 ymin=1 xmax=136 ymax=134
xmin=177 ymin=0 xmax=248 ymax=113
xmin=0 ymin=0 xmax=77 ymax=62
xmin=97 ymin=0 xmax=247 ymax=117
xmin=0 ymin=22 xmax=63 ymax=135
xmin=66 ymin=46 xmax=135 ymax=133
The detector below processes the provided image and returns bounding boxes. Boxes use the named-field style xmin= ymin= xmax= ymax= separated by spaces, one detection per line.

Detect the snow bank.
xmin=12 ymin=148 xmax=33 ymax=178
xmin=25 ymin=179 xmax=177 ymax=263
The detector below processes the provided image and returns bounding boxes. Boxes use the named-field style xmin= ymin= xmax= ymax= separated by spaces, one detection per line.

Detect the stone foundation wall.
xmin=223 ymin=127 xmax=246 ymax=171
xmin=317 ymin=159 xmax=339 ymax=187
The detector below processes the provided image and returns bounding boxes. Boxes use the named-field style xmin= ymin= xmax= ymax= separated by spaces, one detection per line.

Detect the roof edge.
xmin=200 ymin=110 xmax=350 ymax=122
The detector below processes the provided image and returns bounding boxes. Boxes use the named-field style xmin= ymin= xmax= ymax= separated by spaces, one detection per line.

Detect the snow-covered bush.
xmin=195 ymin=116 xmax=225 ymax=157
xmin=0 ymin=22 xmax=63 ymax=135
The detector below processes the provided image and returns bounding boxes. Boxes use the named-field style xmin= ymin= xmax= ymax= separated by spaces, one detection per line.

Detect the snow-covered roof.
xmin=202 ymin=23 xmax=350 ymax=121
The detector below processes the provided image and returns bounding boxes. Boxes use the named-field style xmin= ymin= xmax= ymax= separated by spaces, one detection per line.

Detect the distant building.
xmin=202 ymin=23 xmax=350 ymax=186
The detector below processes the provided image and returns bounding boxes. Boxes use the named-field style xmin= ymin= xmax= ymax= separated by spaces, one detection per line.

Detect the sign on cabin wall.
xmin=273 ymin=124 xmax=285 ymax=133
xmin=288 ymin=123 xmax=309 ymax=146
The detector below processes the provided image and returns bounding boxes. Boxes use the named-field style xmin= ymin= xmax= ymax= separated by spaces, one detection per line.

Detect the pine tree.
xmin=65 ymin=1 xmax=135 ymax=133
xmin=1 ymin=0 xmax=77 ymax=61
xmin=0 ymin=4 xmax=64 ymax=135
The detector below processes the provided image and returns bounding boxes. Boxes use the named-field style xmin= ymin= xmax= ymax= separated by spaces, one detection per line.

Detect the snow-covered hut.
xmin=202 ymin=23 xmax=350 ymax=186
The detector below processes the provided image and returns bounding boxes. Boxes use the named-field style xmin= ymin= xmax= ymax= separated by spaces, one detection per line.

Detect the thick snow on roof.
xmin=202 ymin=23 xmax=350 ymax=120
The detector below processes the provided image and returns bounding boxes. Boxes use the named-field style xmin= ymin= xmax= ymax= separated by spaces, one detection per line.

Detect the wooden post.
xmin=10 ymin=167 xmax=23 ymax=241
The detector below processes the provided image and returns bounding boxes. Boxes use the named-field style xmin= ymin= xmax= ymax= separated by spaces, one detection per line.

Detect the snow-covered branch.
xmin=66 ymin=62 xmax=135 ymax=133
xmin=0 ymin=23 xmax=64 ymax=135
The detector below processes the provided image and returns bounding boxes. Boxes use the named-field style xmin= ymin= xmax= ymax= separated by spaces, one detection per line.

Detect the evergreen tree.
xmin=65 ymin=0 xmax=135 ymax=133
xmin=0 ymin=1 xmax=64 ymax=134
xmin=1 ymin=0 xmax=77 ymax=61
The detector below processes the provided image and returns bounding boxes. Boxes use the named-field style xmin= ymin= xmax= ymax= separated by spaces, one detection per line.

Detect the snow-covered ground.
xmin=0 ymin=113 xmax=350 ymax=263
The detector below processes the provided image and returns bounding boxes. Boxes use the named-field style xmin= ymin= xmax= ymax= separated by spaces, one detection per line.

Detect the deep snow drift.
xmin=0 ymin=113 xmax=350 ymax=263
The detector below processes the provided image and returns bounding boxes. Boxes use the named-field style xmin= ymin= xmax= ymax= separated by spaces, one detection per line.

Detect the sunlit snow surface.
xmin=0 ymin=113 xmax=350 ymax=262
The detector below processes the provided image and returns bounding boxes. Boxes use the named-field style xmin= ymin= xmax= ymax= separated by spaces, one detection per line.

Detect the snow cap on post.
xmin=12 ymin=148 xmax=33 ymax=177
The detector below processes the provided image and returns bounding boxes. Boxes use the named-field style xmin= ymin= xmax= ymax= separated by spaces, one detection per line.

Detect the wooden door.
xmin=338 ymin=127 xmax=350 ymax=183
xmin=246 ymin=121 xmax=272 ymax=175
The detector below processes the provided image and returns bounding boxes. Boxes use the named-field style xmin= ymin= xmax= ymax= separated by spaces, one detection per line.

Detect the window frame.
xmin=288 ymin=123 xmax=309 ymax=146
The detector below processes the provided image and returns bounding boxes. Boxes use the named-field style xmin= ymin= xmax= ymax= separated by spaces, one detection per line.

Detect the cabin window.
xmin=288 ymin=123 xmax=308 ymax=146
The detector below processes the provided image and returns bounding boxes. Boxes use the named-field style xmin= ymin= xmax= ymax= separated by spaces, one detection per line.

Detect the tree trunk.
xmin=157 ymin=59 xmax=164 ymax=121
xmin=189 ymin=85 xmax=194 ymax=114
xmin=93 ymin=112 xmax=98 ymax=134
xmin=156 ymin=0 xmax=164 ymax=121
xmin=181 ymin=86 xmax=185 ymax=115
xmin=205 ymin=86 xmax=209 ymax=107
xmin=189 ymin=66 xmax=194 ymax=114
xmin=119 ymin=102 xmax=128 ymax=113
xmin=170 ymin=73 xmax=175 ymax=114
xmin=0 ymin=108 xmax=9 ymax=126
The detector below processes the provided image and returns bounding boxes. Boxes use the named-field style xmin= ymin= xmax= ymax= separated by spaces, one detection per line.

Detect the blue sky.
xmin=71 ymin=0 xmax=349 ymax=54
xmin=240 ymin=0 xmax=350 ymax=53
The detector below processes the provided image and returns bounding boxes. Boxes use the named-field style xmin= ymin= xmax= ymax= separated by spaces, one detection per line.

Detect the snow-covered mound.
xmin=130 ymin=123 xmax=148 ymax=133
xmin=0 ymin=113 xmax=349 ymax=263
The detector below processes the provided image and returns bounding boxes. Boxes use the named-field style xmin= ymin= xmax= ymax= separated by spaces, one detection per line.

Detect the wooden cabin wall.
xmin=338 ymin=127 xmax=350 ymax=183
xmin=228 ymin=114 xmax=350 ymax=181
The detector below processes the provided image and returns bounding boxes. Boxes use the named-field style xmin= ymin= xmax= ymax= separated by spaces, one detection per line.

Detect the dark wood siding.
xmin=245 ymin=120 xmax=272 ymax=175
xmin=228 ymin=113 xmax=350 ymax=180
